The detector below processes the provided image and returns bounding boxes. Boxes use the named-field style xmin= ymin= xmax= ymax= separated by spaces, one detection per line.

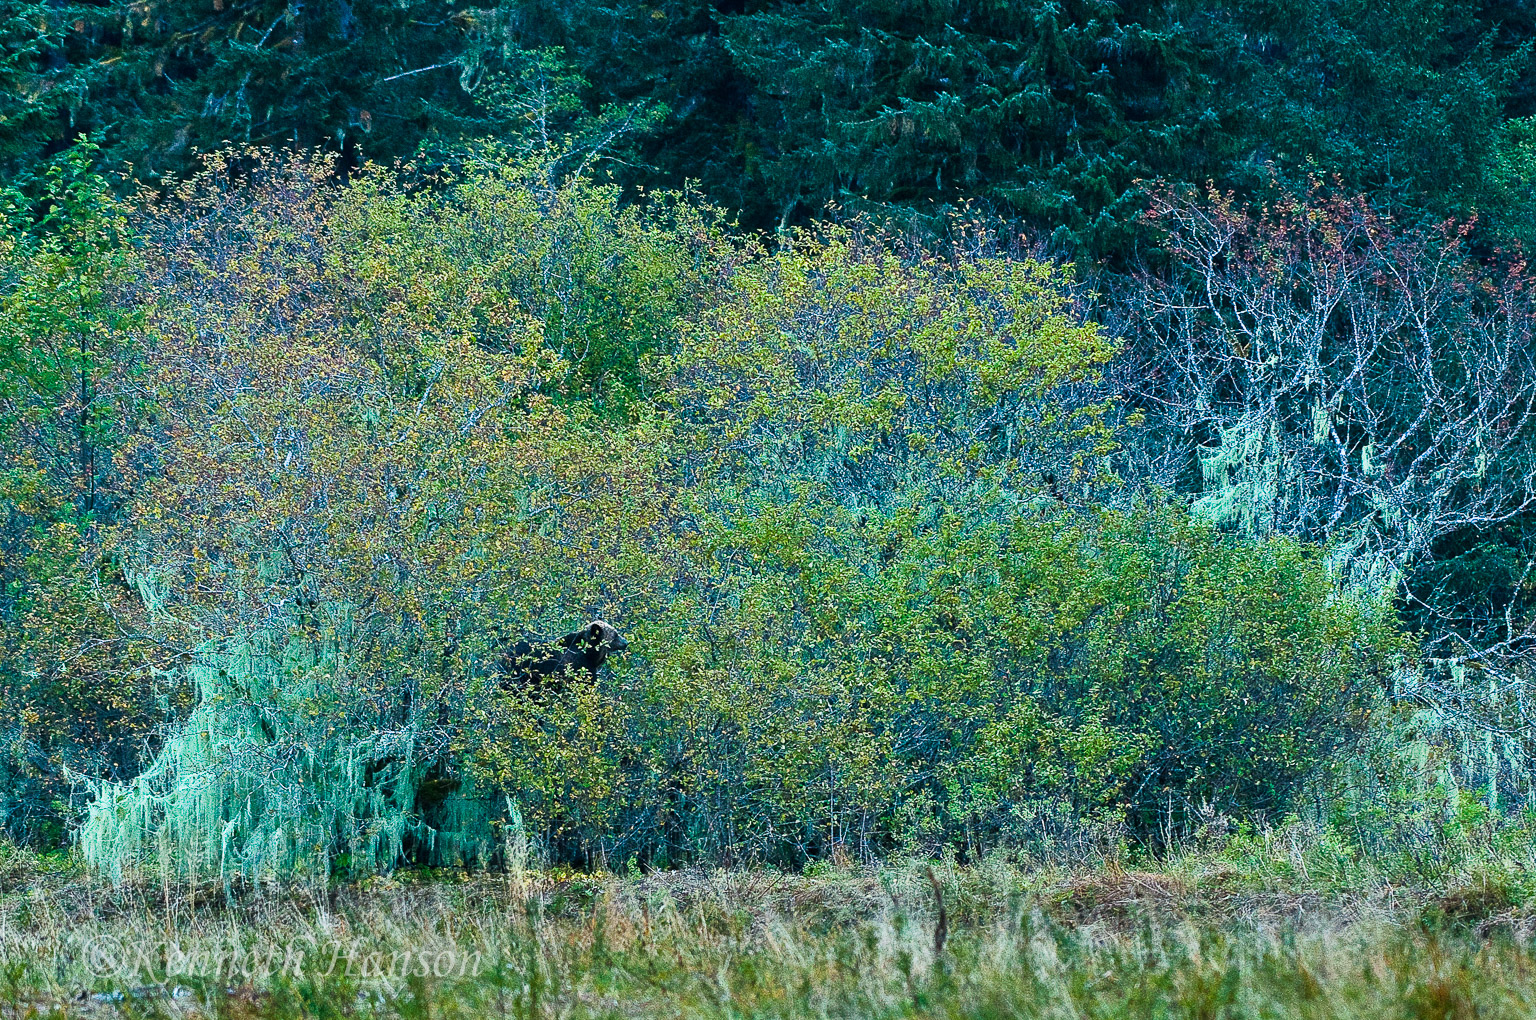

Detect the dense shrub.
xmin=0 ymin=150 xmax=1405 ymax=877
xmin=474 ymin=501 xmax=1403 ymax=865
xmin=0 ymin=150 xmax=172 ymax=846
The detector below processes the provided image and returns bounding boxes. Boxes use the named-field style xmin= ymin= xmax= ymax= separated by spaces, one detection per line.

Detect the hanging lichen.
xmin=73 ymin=618 xmax=500 ymax=885
xmin=1190 ymin=418 xmax=1291 ymax=537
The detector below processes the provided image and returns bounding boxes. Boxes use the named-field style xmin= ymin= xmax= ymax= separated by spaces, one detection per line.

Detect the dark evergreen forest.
xmin=8 ymin=0 xmax=1536 ymax=250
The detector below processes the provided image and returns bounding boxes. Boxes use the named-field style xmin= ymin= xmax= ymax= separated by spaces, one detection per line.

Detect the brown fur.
xmin=497 ymin=619 xmax=628 ymax=693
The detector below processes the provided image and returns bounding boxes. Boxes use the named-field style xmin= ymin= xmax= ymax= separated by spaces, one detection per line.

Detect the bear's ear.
xmin=590 ymin=622 xmax=604 ymax=642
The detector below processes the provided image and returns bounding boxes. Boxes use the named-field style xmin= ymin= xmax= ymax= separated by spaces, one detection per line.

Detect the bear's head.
xmin=584 ymin=620 xmax=628 ymax=655
xmin=558 ymin=619 xmax=629 ymax=674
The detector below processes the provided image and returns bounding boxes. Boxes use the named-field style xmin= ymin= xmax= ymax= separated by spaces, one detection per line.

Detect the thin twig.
xmin=378 ymin=63 xmax=453 ymax=84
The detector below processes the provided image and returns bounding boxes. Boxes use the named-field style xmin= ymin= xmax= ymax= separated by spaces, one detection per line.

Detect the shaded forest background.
xmin=7 ymin=0 xmax=1536 ymax=252
xmin=5 ymin=0 xmax=1536 ymax=881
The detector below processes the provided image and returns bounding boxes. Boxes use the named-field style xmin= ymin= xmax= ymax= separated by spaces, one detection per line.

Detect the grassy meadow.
xmin=9 ymin=822 xmax=1536 ymax=1019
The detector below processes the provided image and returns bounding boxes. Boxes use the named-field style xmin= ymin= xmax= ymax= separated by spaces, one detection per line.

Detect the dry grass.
xmin=3 ymin=846 xmax=1536 ymax=1018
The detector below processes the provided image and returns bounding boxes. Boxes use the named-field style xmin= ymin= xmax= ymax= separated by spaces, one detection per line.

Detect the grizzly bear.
xmin=497 ymin=619 xmax=629 ymax=693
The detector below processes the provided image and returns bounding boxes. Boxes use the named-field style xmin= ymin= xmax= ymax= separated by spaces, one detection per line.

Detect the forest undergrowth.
xmin=7 ymin=137 xmax=1536 ymax=1016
